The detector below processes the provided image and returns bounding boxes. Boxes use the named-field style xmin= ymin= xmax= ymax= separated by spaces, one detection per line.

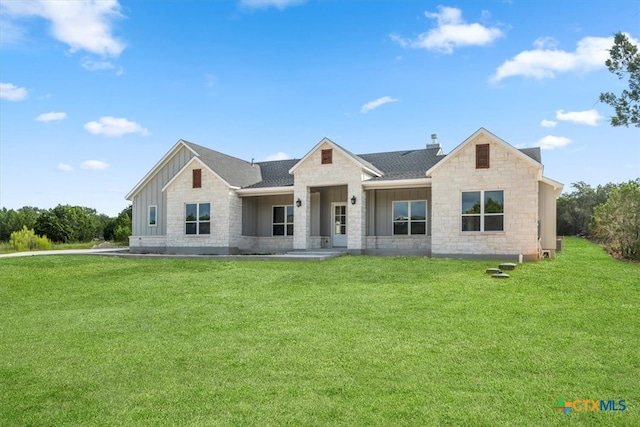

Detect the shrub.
xmin=9 ymin=227 xmax=52 ymax=252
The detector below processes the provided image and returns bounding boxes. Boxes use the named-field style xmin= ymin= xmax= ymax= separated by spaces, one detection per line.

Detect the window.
xmin=148 ymin=205 xmax=157 ymax=226
xmin=476 ymin=144 xmax=490 ymax=169
xmin=273 ymin=205 xmax=294 ymax=236
xmin=393 ymin=201 xmax=427 ymax=235
xmin=461 ymin=190 xmax=504 ymax=232
xmin=321 ymin=149 xmax=332 ymax=164
xmin=192 ymin=169 xmax=202 ymax=188
xmin=185 ymin=203 xmax=210 ymax=234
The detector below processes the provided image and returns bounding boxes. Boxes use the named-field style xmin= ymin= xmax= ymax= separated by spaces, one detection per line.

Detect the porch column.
xmin=347 ymin=182 xmax=365 ymax=253
xmin=293 ymin=183 xmax=309 ymax=250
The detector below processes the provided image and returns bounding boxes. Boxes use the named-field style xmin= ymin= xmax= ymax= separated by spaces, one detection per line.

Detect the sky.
xmin=1 ymin=0 xmax=639 ymax=217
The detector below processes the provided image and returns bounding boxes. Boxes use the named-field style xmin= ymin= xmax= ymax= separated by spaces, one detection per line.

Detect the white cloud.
xmin=81 ymin=160 xmax=109 ymax=170
xmin=555 ymin=109 xmax=603 ymax=126
xmin=533 ymin=36 xmax=558 ymax=49
xmin=81 ymin=57 xmax=123 ymax=75
xmin=534 ymin=135 xmax=572 ymax=150
xmin=84 ymin=116 xmax=150 ymax=137
xmin=240 ymin=0 xmax=305 ymax=9
xmin=540 ymin=119 xmax=557 ymax=128
xmin=492 ymin=34 xmax=639 ymax=81
xmin=1 ymin=0 xmax=125 ymax=57
xmin=264 ymin=152 xmax=292 ymax=161
xmin=0 ymin=82 xmax=28 ymax=101
xmin=391 ymin=6 xmax=503 ymax=54
xmin=36 ymin=111 xmax=67 ymax=122
xmin=57 ymin=163 xmax=73 ymax=172
xmin=361 ymin=96 xmax=399 ymax=114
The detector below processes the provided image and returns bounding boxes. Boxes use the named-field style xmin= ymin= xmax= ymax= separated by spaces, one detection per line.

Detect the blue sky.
xmin=1 ymin=0 xmax=638 ymax=217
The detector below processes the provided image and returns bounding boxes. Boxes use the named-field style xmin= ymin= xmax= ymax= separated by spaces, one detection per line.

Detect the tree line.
xmin=0 ymin=205 xmax=132 ymax=245
xmin=558 ymin=179 xmax=640 ymax=260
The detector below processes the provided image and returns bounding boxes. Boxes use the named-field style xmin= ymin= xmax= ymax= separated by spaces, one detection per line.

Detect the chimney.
xmin=426 ymin=133 xmax=442 ymax=151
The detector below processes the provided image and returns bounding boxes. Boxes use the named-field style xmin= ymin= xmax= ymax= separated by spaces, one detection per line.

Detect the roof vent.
xmin=427 ymin=133 xmax=441 ymax=151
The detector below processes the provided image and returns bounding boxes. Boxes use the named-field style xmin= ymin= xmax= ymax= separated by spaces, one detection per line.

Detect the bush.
xmin=9 ymin=227 xmax=52 ymax=252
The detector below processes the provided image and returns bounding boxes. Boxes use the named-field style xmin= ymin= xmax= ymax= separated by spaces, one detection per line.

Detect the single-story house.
xmin=126 ymin=127 xmax=563 ymax=260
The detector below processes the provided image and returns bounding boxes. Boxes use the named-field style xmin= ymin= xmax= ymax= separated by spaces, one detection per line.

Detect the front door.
xmin=332 ymin=203 xmax=347 ymax=247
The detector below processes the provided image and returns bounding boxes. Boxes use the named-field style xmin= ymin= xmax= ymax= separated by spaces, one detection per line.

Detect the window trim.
xmin=476 ymin=144 xmax=490 ymax=169
xmin=461 ymin=190 xmax=504 ymax=233
xmin=272 ymin=205 xmax=294 ymax=236
xmin=148 ymin=205 xmax=157 ymax=227
xmin=185 ymin=202 xmax=210 ymax=235
xmin=392 ymin=200 xmax=427 ymax=236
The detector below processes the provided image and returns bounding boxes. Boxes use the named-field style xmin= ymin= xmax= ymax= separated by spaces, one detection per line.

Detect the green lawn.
xmin=1 ymin=238 xmax=638 ymax=426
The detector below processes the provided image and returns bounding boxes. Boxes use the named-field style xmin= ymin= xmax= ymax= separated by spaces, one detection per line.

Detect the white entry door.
xmin=332 ymin=203 xmax=347 ymax=247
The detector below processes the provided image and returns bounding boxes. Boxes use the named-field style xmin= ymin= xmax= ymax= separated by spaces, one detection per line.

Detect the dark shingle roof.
xmin=244 ymin=159 xmax=298 ymax=188
xmin=358 ymin=147 xmax=445 ymax=181
xmin=182 ymin=140 xmax=262 ymax=188
xmin=519 ymin=147 xmax=542 ymax=163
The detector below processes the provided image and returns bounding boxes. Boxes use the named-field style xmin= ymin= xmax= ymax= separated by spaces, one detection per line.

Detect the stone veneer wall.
xmin=238 ymin=236 xmax=293 ymax=253
xmin=430 ymin=134 xmax=541 ymax=260
xmin=292 ymin=142 xmax=366 ymax=252
xmin=164 ymin=161 xmax=238 ymax=254
xmin=365 ymin=236 xmax=431 ymax=256
xmin=129 ymin=235 xmax=167 ymax=253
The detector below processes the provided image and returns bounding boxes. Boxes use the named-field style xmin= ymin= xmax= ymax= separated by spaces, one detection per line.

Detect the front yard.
xmin=0 ymin=238 xmax=638 ymax=426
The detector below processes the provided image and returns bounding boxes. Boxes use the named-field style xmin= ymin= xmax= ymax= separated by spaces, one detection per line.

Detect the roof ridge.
xmin=181 ymin=140 xmax=253 ymax=165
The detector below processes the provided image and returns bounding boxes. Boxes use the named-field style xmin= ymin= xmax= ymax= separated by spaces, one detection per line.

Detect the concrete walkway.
xmin=0 ymin=248 xmax=129 ymax=258
xmin=0 ymin=248 xmax=345 ymax=261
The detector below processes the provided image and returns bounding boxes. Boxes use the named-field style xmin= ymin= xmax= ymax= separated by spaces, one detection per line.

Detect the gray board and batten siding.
xmin=132 ymin=146 xmax=195 ymax=236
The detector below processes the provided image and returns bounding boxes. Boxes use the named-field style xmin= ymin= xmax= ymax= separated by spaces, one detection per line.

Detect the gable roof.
xmin=128 ymin=130 xmax=549 ymax=199
xmin=181 ymin=140 xmax=262 ymax=188
xmin=125 ymin=139 xmax=262 ymax=200
xmin=125 ymin=139 xmax=199 ymax=200
xmin=425 ymin=128 xmax=542 ymax=177
xmin=288 ymin=137 xmax=383 ymax=176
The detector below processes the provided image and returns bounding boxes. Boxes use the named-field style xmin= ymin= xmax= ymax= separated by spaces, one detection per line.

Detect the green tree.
xmin=104 ymin=205 xmax=132 ymax=244
xmin=33 ymin=205 xmax=100 ymax=243
xmin=599 ymin=32 xmax=640 ymax=127
xmin=590 ymin=179 xmax=640 ymax=260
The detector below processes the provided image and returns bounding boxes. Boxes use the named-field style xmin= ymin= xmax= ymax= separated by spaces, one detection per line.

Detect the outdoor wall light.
xmin=296 ymin=198 xmax=302 ymax=207
xmin=351 ymin=195 xmax=356 ymax=205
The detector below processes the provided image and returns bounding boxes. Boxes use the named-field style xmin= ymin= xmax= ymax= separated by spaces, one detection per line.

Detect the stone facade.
xmin=291 ymin=141 xmax=367 ymax=252
xmin=430 ymin=133 xmax=541 ymax=260
xmin=163 ymin=159 xmax=239 ymax=254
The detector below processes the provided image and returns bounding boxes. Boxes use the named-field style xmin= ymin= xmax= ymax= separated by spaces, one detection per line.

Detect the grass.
xmin=0 ymin=238 xmax=638 ymax=426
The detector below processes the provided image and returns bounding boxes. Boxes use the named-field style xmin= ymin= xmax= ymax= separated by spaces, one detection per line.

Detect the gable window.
xmin=273 ymin=205 xmax=294 ymax=236
xmin=185 ymin=203 xmax=210 ymax=235
xmin=461 ymin=190 xmax=504 ymax=232
xmin=393 ymin=201 xmax=427 ymax=235
xmin=148 ymin=205 xmax=157 ymax=226
xmin=321 ymin=149 xmax=332 ymax=165
xmin=476 ymin=144 xmax=490 ymax=169
xmin=192 ymin=169 xmax=202 ymax=188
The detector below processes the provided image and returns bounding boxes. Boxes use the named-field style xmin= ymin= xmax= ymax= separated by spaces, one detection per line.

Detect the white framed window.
xmin=148 ymin=205 xmax=157 ymax=226
xmin=272 ymin=205 xmax=294 ymax=236
xmin=461 ymin=190 xmax=504 ymax=232
xmin=392 ymin=201 xmax=427 ymax=235
xmin=185 ymin=203 xmax=210 ymax=235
